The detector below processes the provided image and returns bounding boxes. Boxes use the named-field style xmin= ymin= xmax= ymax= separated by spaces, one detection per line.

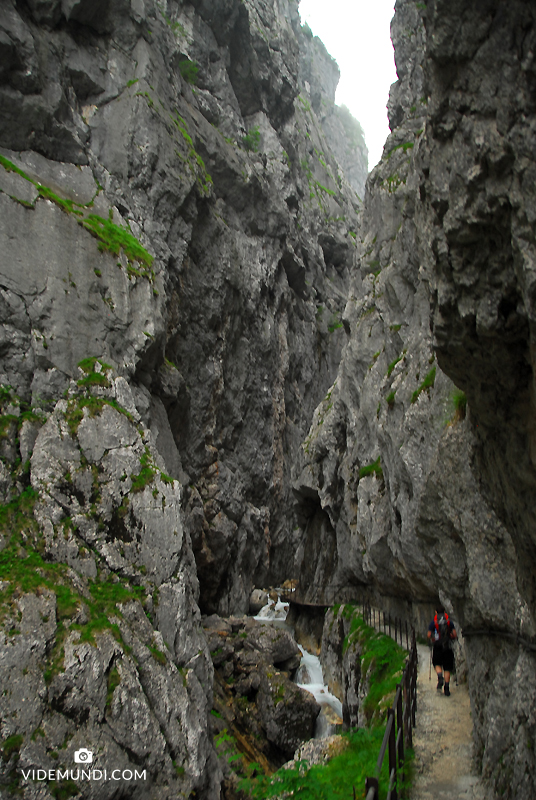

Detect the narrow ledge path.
xmin=410 ymin=644 xmax=486 ymax=800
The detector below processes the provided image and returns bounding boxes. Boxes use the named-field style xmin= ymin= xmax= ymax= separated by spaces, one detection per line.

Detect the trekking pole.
xmin=429 ymin=646 xmax=432 ymax=681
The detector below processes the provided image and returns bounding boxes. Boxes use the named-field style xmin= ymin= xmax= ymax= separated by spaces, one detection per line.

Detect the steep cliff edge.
xmin=0 ymin=0 xmax=366 ymax=795
xmin=297 ymin=1 xmax=536 ymax=798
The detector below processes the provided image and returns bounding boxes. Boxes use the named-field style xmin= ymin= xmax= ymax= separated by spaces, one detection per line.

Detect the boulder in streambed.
xmin=204 ymin=615 xmax=321 ymax=771
xmin=249 ymin=588 xmax=269 ymax=615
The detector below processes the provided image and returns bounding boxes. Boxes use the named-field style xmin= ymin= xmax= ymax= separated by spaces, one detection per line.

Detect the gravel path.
xmin=410 ymin=644 xmax=486 ymax=800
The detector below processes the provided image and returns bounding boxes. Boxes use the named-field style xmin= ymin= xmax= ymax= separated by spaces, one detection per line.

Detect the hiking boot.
xmin=444 ymin=683 xmax=450 ymax=697
xmin=436 ymin=675 xmax=444 ymax=691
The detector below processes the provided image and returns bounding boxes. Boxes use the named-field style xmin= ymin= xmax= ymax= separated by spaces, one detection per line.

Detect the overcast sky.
xmin=299 ymin=0 xmax=397 ymax=170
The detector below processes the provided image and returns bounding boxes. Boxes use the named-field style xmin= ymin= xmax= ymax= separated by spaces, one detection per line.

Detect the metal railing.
xmin=362 ymin=602 xmax=412 ymax=651
xmin=364 ymin=628 xmax=418 ymax=800
xmin=281 ymin=586 xmax=412 ymax=651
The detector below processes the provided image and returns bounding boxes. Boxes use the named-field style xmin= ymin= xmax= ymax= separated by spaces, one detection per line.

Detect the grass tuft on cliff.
xmin=81 ymin=214 xmax=154 ymax=269
xmin=411 ymin=366 xmax=436 ymax=404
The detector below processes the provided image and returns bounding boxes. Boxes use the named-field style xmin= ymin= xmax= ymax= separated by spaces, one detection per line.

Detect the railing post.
xmin=365 ymin=777 xmax=379 ymax=800
xmin=388 ymin=707 xmax=397 ymax=800
xmin=397 ymin=684 xmax=404 ymax=789
xmin=412 ymin=631 xmax=417 ymax=727
xmin=403 ymin=665 xmax=411 ymax=750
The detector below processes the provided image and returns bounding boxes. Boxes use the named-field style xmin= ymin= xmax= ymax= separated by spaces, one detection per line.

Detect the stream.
xmin=254 ymin=594 xmax=343 ymax=736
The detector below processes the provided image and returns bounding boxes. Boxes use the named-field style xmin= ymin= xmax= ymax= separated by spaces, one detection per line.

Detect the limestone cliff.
xmin=0 ymin=0 xmax=366 ymax=795
xmin=297 ymin=1 xmax=536 ymax=798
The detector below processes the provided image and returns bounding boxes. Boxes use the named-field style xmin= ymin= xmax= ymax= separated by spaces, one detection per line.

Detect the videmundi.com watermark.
xmin=21 ymin=749 xmax=147 ymax=783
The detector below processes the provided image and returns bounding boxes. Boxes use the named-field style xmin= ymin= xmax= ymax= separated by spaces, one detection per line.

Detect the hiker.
xmin=427 ymin=606 xmax=457 ymax=696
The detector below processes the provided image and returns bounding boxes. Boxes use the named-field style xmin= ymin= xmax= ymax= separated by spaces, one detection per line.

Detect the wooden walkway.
xmin=410 ymin=644 xmax=486 ymax=800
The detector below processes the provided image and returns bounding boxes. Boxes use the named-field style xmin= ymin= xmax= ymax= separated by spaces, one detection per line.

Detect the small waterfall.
xmin=254 ymin=596 xmax=289 ymax=621
xmin=296 ymin=644 xmax=343 ymax=735
xmin=253 ymin=594 xmax=343 ymax=737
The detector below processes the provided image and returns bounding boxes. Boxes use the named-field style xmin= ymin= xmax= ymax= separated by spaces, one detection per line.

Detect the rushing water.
xmin=296 ymin=645 xmax=343 ymax=719
xmin=254 ymin=594 xmax=343 ymax=727
xmin=254 ymin=596 xmax=289 ymax=622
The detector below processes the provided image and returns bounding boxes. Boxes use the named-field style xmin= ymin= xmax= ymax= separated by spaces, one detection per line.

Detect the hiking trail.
xmin=410 ymin=643 xmax=486 ymax=800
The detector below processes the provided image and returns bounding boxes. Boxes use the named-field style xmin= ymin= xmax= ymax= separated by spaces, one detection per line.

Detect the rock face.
xmin=0 ymin=0 xmax=366 ymax=796
xmin=295 ymin=1 xmax=536 ymax=798
xmin=204 ymin=613 xmax=320 ymax=786
xmin=0 ymin=373 xmax=219 ymax=798
xmin=0 ymin=0 xmax=365 ymax=618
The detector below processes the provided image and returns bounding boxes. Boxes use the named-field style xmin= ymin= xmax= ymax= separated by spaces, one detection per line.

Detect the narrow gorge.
xmin=0 ymin=0 xmax=535 ymax=798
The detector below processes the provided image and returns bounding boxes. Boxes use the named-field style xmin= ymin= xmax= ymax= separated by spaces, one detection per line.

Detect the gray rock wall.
xmin=0 ymin=0 xmax=368 ymax=795
xmin=296 ymin=1 xmax=536 ymax=798
xmin=0 ymin=0 xmax=368 ymax=622
xmin=416 ymin=2 xmax=536 ymax=795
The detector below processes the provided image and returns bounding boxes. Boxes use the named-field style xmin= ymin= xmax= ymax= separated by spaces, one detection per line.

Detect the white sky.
xmin=299 ymin=0 xmax=397 ymax=170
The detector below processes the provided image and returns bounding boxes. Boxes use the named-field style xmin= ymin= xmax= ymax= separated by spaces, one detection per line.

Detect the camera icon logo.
xmin=74 ymin=749 xmax=93 ymax=764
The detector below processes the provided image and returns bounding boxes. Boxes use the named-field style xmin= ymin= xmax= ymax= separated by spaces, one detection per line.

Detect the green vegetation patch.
xmin=0 ymin=486 xmax=146 ymax=683
xmin=386 ymin=141 xmax=414 ymax=159
xmin=178 ymin=59 xmax=198 ymax=85
xmin=131 ymin=448 xmax=157 ymax=493
xmin=65 ymin=394 xmax=134 ymax=437
xmin=450 ymin=388 xmax=467 ymax=422
xmin=159 ymin=7 xmax=187 ymax=38
xmin=341 ymin=609 xmax=407 ymax=724
xmin=240 ymin=728 xmax=388 ymax=799
xmin=328 ymin=312 xmax=343 ymax=333
xmin=387 ymin=354 xmax=403 ymax=378
xmin=76 ymin=357 xmax=113 ymax=389
xmin=75 ymin=580 xmax=145 ymax=645
xmin=50 ymin=779 xmax=80 ymax=799
xmin=385 ymin=174 xmax=405 ymax=192
xmin=241 ymin=126 xmax=261 ymax=153
xmin=149 ymin=645 xmax=167 ymax=665
xmin=359 ymin=457 xmax=383 ymax=481
xmin=172 ymin=113 xmax=213 ymax=195
xmin=81 ymin=214 xmax=154 ymax=270
xmin=411 ymin=366 xmax=436 ymax=404
xmin=0 ymin=154 xmax=86 ymax=216
xmin=2 ymin=733 xmax=24 ymax=761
